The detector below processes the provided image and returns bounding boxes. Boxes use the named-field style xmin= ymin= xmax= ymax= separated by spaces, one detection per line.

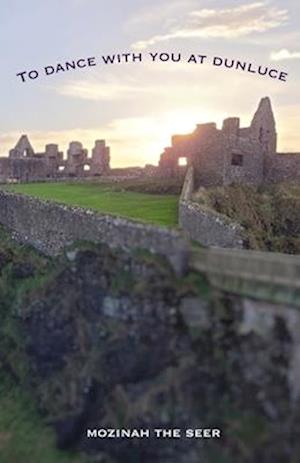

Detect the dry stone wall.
xmin=0 ymin=191 xmax=189 ymax=275
xmin=179 ymin=201 xmax=245 ymax=248
xmin=179 ymin=167 xmax=245 ymax=248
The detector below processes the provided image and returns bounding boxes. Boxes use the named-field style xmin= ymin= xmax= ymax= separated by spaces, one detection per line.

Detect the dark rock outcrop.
xmin=14 ymin=243 xmax=300 ymax=463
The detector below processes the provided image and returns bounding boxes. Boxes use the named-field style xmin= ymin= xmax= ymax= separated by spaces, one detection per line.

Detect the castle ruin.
xmin=0 ymin=97 xmax=299 ymax=185
xmin=159 ymin=97 xmax=300 ymax=186
xmin=0 ymin=136 xmax=110 ymax=182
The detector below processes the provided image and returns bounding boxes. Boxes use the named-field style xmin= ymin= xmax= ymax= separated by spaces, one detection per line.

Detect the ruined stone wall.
xmin=158 ymin=97 xmax=300 ymax=188
xmin=179 ymin=200 xmax=245 ymax=248
xmin=191 ymin=129 xmax=225 ymax=187
xmin=0 ymin=191 xmax=189 ymax=274
xmin=265 ymin=153 xmax=300 ymax=183
xmin=224 ymin=136 xmax=264 ymax=186
xmin=179 ymin=167 xmax=245 ymax=248
xmin=160 ymin=122 xmax=265 ymax=189
xmin=1 ymin=135 xmax=112 ymax=181
xmin=0 ymin=157 xmax=48 ymax=182
xmin=0 ymin=158 xmax=10 ymax=181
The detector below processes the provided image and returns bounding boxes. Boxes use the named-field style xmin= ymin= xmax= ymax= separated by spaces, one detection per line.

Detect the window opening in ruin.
xmin=178 ymin=157 xmax=187 ymax=167
xmin=84 ymin=164 xmax=91 ymax=171
xmin=58 ymin=166 xmax=65 ymax=171
xmin=259 ymin=127 xmax=264 ymax=143
xmin=231 ymin=154 xmax=244 ymax=166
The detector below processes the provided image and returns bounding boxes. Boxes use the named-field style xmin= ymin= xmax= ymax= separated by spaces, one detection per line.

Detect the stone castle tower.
xmin=250 ymin=97 xmax=277 ymax=155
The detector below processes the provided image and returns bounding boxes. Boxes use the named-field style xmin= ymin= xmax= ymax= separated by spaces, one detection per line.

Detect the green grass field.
xmin=5 ymin=182 xmax=179 ymax=227
xmin=0 ymin=378 xmax=89 ymax=463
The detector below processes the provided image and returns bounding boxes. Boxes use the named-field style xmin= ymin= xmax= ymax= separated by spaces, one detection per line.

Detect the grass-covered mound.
xmin=193 ymin=183 xmax=300 ymax=254
xmin=4 ymin=179 xmax=181 ymax=227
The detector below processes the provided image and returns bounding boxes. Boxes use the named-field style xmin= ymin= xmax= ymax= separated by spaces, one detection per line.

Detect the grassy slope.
xmin=5 ymin=182 xmax=178 ymax=227
xmin=0 ymin=227 xmax=89 ymax=463
xmin=0 ymin=378 xmax=88 ymax=463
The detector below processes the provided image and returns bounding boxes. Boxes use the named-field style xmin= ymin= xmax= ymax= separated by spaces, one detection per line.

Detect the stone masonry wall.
xmin=0 ymin=157 xmax=48 ymax=182
xmin=265 ymin=153 xmax=300 ymax=183
xmin=179 ymin=167 xmax=245 ymax=248
xmin=223 ymin=136 xmax=264 ymax=186
xmin=0 ymin=191 xmax=189 ymax=275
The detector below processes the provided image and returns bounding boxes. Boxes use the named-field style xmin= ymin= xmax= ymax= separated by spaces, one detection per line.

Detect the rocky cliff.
xmin=0 ymin=227 xmax=299 ymax=463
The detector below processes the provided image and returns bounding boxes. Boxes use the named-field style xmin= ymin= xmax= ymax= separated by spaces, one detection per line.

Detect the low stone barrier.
xmin=1 ymin=189 xmax=299 ymax=307
xmin=179 ymin=166 xmax=245 ymax=248
xmin=191 ymin=247 xmax=300 ymax=307
xmin=0 ymin=191 xmax=189 ymax=275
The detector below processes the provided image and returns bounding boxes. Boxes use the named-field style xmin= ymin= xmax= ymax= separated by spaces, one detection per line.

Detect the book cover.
xmin=0 ymin=1 xmax=299 ymax=462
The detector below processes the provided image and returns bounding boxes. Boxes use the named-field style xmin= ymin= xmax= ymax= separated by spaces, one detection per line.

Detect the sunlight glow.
xmin=0 ymin=109 xmax=223 ymax=167
xmin=178 ymin=157 xmax=188 ymax=166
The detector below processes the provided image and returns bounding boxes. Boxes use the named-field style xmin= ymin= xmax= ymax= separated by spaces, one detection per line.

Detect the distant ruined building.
xmin=0 ymin=97 xmax=299 ymax=185
xmin=0 ymin=136 xmax=110 ymax=181
xmin=159 ymin=97 xmax=300 ymax=186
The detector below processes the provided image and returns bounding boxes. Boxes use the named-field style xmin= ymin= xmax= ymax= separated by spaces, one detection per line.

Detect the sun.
xmin=113 ymin=107 xmax=223 ymax=167
xmin=20 ymin=108 xmax=216 ymax=168
xmin=134 ymin=108 xmax=212 ymax=167
xmin=163 ymin=109 xmax=203 ymax=137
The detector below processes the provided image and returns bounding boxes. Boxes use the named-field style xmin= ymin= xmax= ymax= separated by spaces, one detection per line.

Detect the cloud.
xmin=54 ymin=75 xmax=211 ymax=102
xmin=270 ymin=49 xmax=300 ymax=61
xmin=126 ymin=0 xmax=195 ymax=29
xmin=56 ymin=79 xmax=152 ymax=101
xmin=132 ymin=2 xmax=288 ymax=49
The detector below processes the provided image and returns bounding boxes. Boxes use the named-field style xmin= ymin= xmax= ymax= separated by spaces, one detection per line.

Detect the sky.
xmin=0 ymin=0 xmax=300 ymax=166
